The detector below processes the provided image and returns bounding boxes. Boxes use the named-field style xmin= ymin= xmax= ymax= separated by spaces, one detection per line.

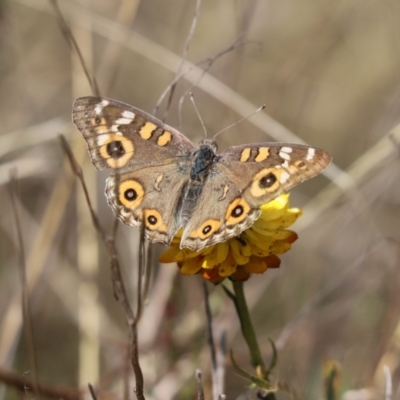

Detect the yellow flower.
xmin=159 ymin=194 xmax=302 ymax=284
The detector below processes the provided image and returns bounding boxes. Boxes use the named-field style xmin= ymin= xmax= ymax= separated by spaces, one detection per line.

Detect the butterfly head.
xmin=198 ymin=138 xmax=218 ymax=153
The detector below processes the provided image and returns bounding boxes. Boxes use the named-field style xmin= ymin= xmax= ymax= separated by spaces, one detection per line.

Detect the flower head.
xmin=159 ymin=194 xmax=302 ymax=284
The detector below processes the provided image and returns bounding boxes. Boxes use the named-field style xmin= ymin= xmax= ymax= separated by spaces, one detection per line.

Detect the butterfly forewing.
xmin=217 ymin=143 xmax=331 ymax=207
xmin=72 ymin=96 xmax=195 ymax=171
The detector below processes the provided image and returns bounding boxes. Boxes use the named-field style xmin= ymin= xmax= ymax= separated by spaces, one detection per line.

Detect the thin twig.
xmin=216 ymin=332 xmax=227 ymax=398
xmin=154 ymin=35 xmax=249 ymax=117
xmin=0 ymin=368 xmax=82 ymax=400
xmin=123 ymin=344 xmax=131 ymax=400
xmin=88 ymin=383 xmax=98 ymax=400
xmin=384 ymin=365 xmax=392 ymax=400
xmin=195 ymin=369 xmax=205 ymax=400
xmin=128 ymin=227 xmax=146 ymax=397
xmin=135 ymin=224 xmax=145 ymax=321
xmin=153 ymin=35 xmax=250 ymax=125
xmin=161 ymin=0 xmax=202 ymax=122
xmin=97 ymin=0 xmax=140 ymax=94
xmin=142 ymin=242 xmax=153 ymax=302
xmin=130 ymin=326 xmax=144 ymax=400
xmin=8 ymin=170 xmax=42 ymax=400
xmin=58 ymin=136 xmax=106 ymax=242
xmin=49 ymin=0 xmax=100 ymax=96
xmin=202 ymin=280 xmax=217 ymax=369
xmin=176 ymin=37 xmax=251 ymax=129
xmin=59 ymin=135 xmax=145 ymax=400
xmin=202 ymin=280 xmax=227 ymax=399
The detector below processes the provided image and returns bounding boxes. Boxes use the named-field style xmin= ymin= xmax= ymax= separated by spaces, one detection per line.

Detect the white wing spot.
xmin=97 ymin=135 xmax=108 ymax=146
xmin=94 ymin=100 xmax=110 ymax=115
xmin=122 ymin=110 xmax=135 ymax=119
xmin=115 ymin=117 xmax=133 ymax=125
xmin=154 ymin=174 xmax=164 ymax=192
xmin=279 ymin=150 xmax=291 ymax=160
xmin=306 ymin=148 xmax=315 ymax=160
xmin=279 ymin=171 xmax=290 ymax=183
xmin=281 ymin=147 xmax=293 ymax=153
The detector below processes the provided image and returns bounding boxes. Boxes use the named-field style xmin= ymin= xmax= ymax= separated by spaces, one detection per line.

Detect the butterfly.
xmin=72 ymin=96 xmax=331 ymax=251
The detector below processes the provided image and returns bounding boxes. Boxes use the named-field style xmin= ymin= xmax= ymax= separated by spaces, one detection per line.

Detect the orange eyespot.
xmin=106 ymin=140 xmax=125 ymax=159
xmin=225 ymin=198 xmax=251 ymax=225
xmin=99 ymin=135 xmax=134 ymax=168
xmin=189 ymin=219 xmax=221 ymax=239
xmin=249 ymin=168 xmax=281 ymax=197
xmin=118 ymin=180 xmax=144 ymax=209
xmin=259 ymin=172 xmax=277 ymax=188
xmin=143 ymin=209 xmax=167 ymax=232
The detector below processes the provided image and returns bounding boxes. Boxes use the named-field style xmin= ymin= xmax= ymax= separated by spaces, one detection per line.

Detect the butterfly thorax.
xmin=190 ymin=139 xmax=217 ymax=181
xmin=179 ymin=139 xmax=218 ymax=225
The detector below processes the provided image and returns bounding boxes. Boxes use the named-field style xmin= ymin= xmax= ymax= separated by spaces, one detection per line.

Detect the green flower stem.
xmin=232 ymin=281 xmax=267 ymax=378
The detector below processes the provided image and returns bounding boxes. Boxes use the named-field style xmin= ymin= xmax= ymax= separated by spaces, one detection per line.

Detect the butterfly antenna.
xmin=190 ymin=92 xmax=208 ymax=139
xmin=212 ymin=104 xmax=266 ymax=140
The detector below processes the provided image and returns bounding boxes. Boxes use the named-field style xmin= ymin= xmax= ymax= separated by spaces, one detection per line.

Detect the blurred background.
xmin=1 ymin=0 xmax=400 ymax=399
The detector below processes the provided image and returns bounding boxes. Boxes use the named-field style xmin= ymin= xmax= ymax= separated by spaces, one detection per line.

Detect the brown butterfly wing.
xmin=106 ymin=165 xmax=189 ymax=245
xmin=219 ymin=143 xmax=332 ymax=207
xmin=73 ymin=96 xmax=196 ymax=244
xmin=72 ymin=96 xmax=195 ymax=172
xmin=180 ymin=143 xmax=331 ymax=250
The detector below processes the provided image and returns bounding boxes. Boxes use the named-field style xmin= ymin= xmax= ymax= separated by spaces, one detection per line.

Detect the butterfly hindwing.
xmin=106 ymin=165 xmax=189 ymax=245
xmin=180 ymin=173 xmax=261 ymax=250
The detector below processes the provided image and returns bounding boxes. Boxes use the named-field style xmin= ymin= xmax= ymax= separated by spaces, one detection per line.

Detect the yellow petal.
xmin=252 ymin=226 xmax=294 ymax=241
xmin=216 ymin=241 xmax=230 ymax=263
xmin=229 ymin=240 xmax=250 ymax=265
xmin=171 ymin=228 xmax=183 ymax=244
xmin=246 ymin=256 xmax=268 ymax=274
xmin=159 ymin=247 xmax=182 ymax=263
xmin=180 ymin=257 xmax=202 ymax=275
xmin=262 ymin=210 xmax=303 ymax=230
xmin=270 ymin=240 xmax=292 ymax=254
xmin=247 ymin=240 xmax=273 ymax=257
xmin=202 ymin=247 xmax=220 ymax=269
xmin=218 ymin=260 xmax=237 ymax=277
xmin=243 ymin=227 xmax=285 ymax=246
xmin=240 ymin=241 xmax=253 ymax=257
xmin=259 ymin=195 xmax=289 ymax=218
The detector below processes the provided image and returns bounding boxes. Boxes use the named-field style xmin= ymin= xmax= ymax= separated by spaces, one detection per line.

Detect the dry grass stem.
xmin=8 ymin=172 xmax=42 ymax=399
xmin=59 ymin=135 xmax=145 ymax=399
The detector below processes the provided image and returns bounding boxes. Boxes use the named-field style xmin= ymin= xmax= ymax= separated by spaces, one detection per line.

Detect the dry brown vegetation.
xmin=1 ymin=0 xmax=400 ymax=399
